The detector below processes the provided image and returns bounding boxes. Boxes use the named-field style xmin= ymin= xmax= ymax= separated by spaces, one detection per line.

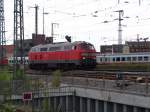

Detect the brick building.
xmin=125 ymin=41 xmax=150 ymax=53
xmin=100 ymin=40 xmax=150 ymax=54
xmin=100 ymin=44 xmax=126 ymax=54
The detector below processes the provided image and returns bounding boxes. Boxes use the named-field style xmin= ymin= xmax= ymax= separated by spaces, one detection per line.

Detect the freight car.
xmin=28 ymin=41 xmax=96 ymax=70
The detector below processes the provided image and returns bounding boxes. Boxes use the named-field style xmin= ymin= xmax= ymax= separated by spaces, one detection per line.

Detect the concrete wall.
xmin=11 ymin=86 xmax=150 ymax=112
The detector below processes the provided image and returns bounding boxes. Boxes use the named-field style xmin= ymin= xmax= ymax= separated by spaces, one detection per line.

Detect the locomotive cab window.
xmin=72 ymin=46 xmax=77 ymax=50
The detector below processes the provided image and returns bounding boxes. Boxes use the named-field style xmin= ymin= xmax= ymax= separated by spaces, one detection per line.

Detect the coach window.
xmin=138 ymin=56 xmax=142 ymax=61
xmin=107 ymin=57 xmax=109 ymax=62
xmin=144 ymin=56 xmax=148 ymax=61
xmin=127 ymin=57 xmax=131 ymax=61
xmin=132 ymin=57 xmax=136 ymax=61
xmin=100 ymin=58 xmax=102 ymax=62
xmin=121 ymin=57 xmax=125 ymax=61
xmin=113 ymin=57 xmax=115 ymax=62
xmin=105 ymin=57 xmax=107 ymax=62
xmin=116 ymin=57 xmax=120 ymax=61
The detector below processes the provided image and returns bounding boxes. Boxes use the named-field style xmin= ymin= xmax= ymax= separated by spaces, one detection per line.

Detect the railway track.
xmin=25 ymin=69 xmax=150 ymax=83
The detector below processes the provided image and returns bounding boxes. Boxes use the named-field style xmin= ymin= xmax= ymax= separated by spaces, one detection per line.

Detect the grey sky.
xmin=4 ymin=0 xmax=150 ymax=51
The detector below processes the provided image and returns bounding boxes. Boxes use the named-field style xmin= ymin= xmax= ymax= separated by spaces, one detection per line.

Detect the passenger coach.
xmin=96 ymin=52 xmax=150 ymax=64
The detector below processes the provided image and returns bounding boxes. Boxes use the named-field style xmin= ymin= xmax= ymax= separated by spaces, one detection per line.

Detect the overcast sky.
xmin=4 ymin=0 xmax=150 ymax=51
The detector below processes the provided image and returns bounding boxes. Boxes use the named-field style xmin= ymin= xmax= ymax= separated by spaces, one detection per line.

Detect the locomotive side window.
xmin=49 ymin=47 xmax=61 ymax=51
xmin=40 ymin=47 xmax=47 ymax=51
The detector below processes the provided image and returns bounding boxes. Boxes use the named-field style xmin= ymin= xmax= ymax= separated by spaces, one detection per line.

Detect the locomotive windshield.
xmin=79 ymin=43 xmax=95 ymax=50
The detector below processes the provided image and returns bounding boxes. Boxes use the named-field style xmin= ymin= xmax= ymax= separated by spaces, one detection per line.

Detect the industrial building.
xmin=100 ymin=40 xmax=150 ymax=54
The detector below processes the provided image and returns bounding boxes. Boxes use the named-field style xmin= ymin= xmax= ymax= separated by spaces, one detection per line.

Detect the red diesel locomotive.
xmin=28 ymin=41 xmax=96 ymax=70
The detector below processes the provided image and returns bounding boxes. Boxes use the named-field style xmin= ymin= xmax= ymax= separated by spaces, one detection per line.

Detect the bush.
xmin=51 ymin=70 xmax=61 ymax=88
xmin=0 ymin=70 xmax=12 ymax=81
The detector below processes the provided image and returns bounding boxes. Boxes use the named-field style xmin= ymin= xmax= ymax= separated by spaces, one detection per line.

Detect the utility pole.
xmin=115 ymin=10 xmax=124 ymax=45
xmin=14 ymin=0 xmax=24 ymax=78
xmin=0 ymin=0 xmax=6 ymax=66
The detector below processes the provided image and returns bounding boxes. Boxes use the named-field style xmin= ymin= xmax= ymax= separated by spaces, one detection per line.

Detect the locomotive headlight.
xmin=82 ymin=57 xmax=86 ymax=59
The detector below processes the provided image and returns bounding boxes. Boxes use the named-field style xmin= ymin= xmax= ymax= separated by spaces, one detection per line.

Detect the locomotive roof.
xmin=32 ymin=41 xmax=91 ymax=49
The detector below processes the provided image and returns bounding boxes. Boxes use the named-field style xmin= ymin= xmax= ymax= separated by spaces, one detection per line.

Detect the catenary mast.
xmin=13 ymin=0 xmax=24 ymax=76
xmin=0 ymin=0 xmax=6 ymax=65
